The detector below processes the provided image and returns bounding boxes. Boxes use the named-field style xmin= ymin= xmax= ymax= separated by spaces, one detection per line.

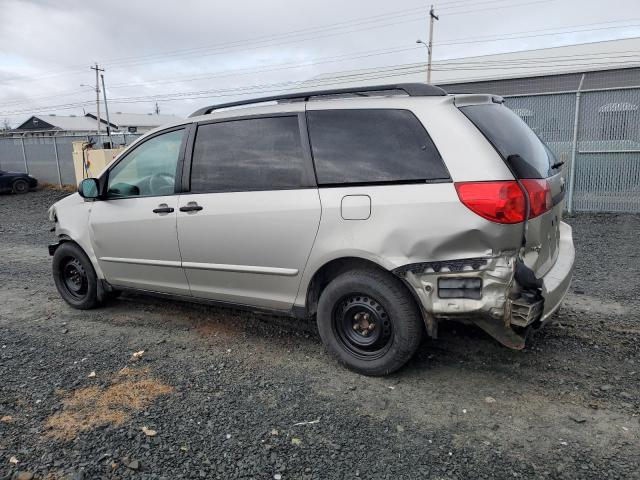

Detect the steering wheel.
xmin=149 ymin=172 xmax=175 ymax=195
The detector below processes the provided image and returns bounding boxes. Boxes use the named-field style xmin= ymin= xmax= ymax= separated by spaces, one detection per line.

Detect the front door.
xmin=177 ymin=114 xmax=320 ymax=310
xmin=90 ymin=127 xmax=190 ymax=295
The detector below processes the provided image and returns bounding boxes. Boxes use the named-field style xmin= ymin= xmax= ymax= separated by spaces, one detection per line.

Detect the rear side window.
xmin=190 ymin=116 xmax=313 ymax=193
xmin=307 ymin=109 xmax=449 ymax=185
xmin=460 ymin=104 xmax=554 ymax=179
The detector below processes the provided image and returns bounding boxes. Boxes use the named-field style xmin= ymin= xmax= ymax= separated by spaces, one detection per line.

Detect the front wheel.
xmin=52 ymin=242 xmax=100 ymax=310
xmin=317 ymin=269 xmax=423 ymax=376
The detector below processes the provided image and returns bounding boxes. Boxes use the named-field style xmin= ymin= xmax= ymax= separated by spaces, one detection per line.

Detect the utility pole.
xmin=100 ymin=73 xmax=114 ymax=148
xmin=90 ymin=63 xmax=104 ymax=136
xmin=427 ymin=5 xmax=439 ymax=84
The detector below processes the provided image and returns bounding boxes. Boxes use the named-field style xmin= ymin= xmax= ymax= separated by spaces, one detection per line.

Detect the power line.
xmin=6 ymin=20 xmax=635 ymax=108
xmin=103 ymin=0 xmax=555 ymax=70
xmin=434 ymin=18 xmax=640 ymax=45
xmin=107 ymin=46 xmax=423 ymax=89
xmin=6 ymin=11 xmax=632 ymax=100
xmin=0 ymin=0 xmax=556 ymax=85
xmin=2 ymin=45 xmax=639 ymax=113
xmin=0 ymin=46 xmax=424 ymax=108
xmin=436 ymin=23 xmax=640 ymax=46
xmin=5 ymin=54 xmax=639 ymax=117
xmin=0 ymin=87 xmax=96 ymax=108
xmin=101 ymin=0 xmax=525 ymax=68
xmin=0 ymin=5 xmax=431 ymax=84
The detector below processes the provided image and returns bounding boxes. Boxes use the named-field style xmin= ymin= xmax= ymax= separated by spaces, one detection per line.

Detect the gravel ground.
xmin=0 ymin=188 xmax=638 ymax=480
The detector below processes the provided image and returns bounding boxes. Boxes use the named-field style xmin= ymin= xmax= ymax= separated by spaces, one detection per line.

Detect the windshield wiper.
xmin=551 ymin=160 xmax=565 ymax=170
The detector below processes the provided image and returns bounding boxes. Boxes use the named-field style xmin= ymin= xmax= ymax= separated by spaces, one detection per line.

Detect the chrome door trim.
xmin=181 ymin=261 xmax=298 ymax=276
xmin=99 ymin=257 xmax=299 ymax=276
xmin=99 ymin=257 xmax=182 ymax=268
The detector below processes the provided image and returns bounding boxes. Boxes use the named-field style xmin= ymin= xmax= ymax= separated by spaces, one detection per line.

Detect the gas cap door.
xmin=341 ymin=194 xmax=371 ymax=220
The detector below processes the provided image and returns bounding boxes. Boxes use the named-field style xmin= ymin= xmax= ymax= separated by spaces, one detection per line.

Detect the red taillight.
xmin=455 ymin=181 xmax=526 ymax=224
xmin=520 ymin=179 xmax=552 ymax=218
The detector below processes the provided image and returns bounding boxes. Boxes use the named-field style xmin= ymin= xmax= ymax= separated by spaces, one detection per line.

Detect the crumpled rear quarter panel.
xmin=295 ymin=183 xmax=523 ymax=307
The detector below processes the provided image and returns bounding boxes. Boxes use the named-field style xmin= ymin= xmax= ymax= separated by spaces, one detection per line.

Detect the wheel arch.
xmin=52 ymin=231 xmax=106 ymax=283
xmin=52 ymin=238 xmax=111 ymax=303
xmin=298 ymin=256 xmax=421 ymax=320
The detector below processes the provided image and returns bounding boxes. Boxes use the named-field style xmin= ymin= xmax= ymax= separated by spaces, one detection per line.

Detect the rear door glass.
xmin=190 ymin=116 xmax=314 ymax=193
xmin=307 ymin=109 xmax=449 ymax=185
xmin=460 ymin=104 xmax=556 ymax=179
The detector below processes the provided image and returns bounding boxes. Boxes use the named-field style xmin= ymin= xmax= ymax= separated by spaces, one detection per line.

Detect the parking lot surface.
xmin=1 ymin=189 xmax=639 ymax=479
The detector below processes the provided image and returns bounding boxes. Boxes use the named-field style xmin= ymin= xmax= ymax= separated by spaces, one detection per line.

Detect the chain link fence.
xmin=0 ymin=133 xmax=141 ymax=185
xmin=506 ymin=87 xmax=640 ymax=213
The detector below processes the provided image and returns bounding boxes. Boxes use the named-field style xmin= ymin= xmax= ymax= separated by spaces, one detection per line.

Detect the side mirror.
xmin=78 ymin=178 xmax=100 ymax=199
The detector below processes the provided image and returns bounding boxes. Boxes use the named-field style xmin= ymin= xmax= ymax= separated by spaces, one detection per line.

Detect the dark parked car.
xmin=0 ymin=170 xmax=38 ymax=194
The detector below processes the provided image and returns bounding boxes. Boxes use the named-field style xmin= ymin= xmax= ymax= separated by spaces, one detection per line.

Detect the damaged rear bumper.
xmin=393 ymin=221 xmax=575 ymax=349
xmin=539 ymin=222 xmax=575 ymax=322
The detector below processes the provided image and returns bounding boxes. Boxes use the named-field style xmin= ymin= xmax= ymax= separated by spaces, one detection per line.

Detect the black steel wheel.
xmin=52 ymin=242 xmax=100 ymax=310
xmin=60 ymin=258 xmax=88 ymax=300
xmin=317 ymin=268 xmax=423 ymax=376
xmin=332 ymin=294 xmax=393 ymax=360
xmin=12 ymin=179 xmax=29 ymax=194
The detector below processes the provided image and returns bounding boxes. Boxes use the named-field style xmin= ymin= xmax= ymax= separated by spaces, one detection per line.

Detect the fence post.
xmin=20 ymin=135 xmax=28 ymax=174
xmin=52 ymin=136 xmax=63 ymax=187
xmin=567 ymin=74 xmax=585 ymax=214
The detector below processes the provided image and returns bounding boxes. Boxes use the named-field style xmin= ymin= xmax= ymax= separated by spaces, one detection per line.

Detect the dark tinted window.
xmin=190 ymin=116 xmax=312 ymax=193
xmin=307 ymin=109 xmax=449 ymax=185
xmin=460 ymin=104 xmax=554 ymax=179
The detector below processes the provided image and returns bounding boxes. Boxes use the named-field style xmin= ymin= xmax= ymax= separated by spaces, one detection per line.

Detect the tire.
xmin=12 ymin=179 xmax=29 ymax=194
xmin=317 ymin=268 xmax=423 ymax=376
xmin=52 ymin=242 xmax=100 ymax=310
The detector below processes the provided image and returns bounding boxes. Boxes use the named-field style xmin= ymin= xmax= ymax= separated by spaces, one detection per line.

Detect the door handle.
xmin=179 ymin=202 xmax=203 ymax=213
xmin=153 ymin=204 xmax=174 ymax=214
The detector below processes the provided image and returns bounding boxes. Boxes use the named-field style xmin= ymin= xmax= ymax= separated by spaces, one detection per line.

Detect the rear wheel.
xmin=317 ymin=268 xmax=423 ymax=376
xmin=12 ymin=179 xmax=29 ymax=194
xmin=52 ymin=242 xmax=100 ymax=309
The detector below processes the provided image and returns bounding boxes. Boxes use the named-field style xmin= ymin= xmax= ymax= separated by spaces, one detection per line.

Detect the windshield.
xmin=460 ymin=103 xmax=557 ymax=179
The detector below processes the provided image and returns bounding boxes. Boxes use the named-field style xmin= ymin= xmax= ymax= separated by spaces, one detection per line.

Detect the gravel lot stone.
xmin=1 ymin=188 xmax=639 ymax=479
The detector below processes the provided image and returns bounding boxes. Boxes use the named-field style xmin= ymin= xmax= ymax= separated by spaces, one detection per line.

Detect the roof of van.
xmin=188 ymin=83 xmax=447 ymax=117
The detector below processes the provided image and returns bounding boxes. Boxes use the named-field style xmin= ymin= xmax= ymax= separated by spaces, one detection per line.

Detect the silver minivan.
xmin=48 ymin=83 xmax=574 ymax=375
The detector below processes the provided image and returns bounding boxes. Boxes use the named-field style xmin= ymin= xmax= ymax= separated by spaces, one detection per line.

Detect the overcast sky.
xmin=1 ymin=0 xmax=639 ymax=126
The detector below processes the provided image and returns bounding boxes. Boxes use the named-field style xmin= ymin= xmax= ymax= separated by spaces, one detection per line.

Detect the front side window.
xmin=190 ymin=116 xmax=312 ymax=193
xmin=307 ymin=109 xmax=449 ymax=185
xmin=107 ymin=129 xmax=184 ymax=198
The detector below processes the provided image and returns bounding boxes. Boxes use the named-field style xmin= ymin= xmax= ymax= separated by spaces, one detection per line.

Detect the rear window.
xmin=307 ymin=109 xmax=449 ymax=185
xmin=460 ymin=104 xmax=555 ymax=179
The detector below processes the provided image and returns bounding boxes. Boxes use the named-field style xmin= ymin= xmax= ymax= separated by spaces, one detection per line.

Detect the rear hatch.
xmin=459 ymin=101 xmax=565 ymax=278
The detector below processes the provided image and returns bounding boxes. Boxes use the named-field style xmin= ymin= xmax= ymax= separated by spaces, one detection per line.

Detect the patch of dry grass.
xmin=45 ymin=368 xmax=172 ymax=441
xmin=39 ymin=182 xmax=77 ymax=193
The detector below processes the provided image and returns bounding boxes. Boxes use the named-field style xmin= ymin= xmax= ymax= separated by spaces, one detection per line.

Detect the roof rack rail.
xmin=189 ymin=83 xmax=447 ymax=117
